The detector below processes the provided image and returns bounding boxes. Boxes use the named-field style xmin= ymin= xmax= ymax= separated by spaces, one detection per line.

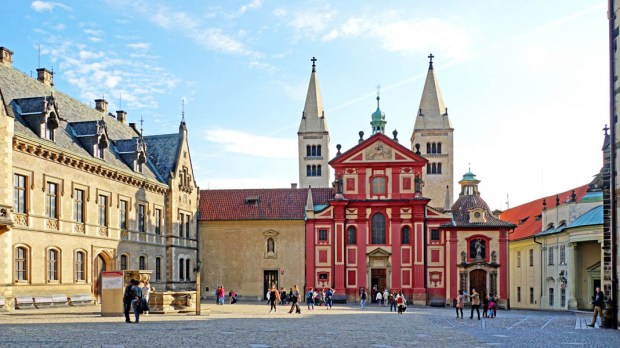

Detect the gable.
xmin=330 ymin=133 xmax=427 ymax=166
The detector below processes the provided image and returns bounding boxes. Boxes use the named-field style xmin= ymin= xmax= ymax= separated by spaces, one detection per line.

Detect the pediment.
xmin=367 ymin=247 xmax=391 ymax=257
xmin=263 ymin=229 xmax=279 ymax=238
xmin=330 ymin=133 xmax=427 ymax=166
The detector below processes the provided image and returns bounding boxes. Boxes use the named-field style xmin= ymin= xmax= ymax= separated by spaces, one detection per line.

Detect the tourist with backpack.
xmin=306 ymin=287 xmax=315 ymax=310
xmin=325 ymin=288 xmax=334 ymax=309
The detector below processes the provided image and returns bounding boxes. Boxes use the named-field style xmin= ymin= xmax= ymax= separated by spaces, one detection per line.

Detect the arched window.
xmin=311 ymin=145 xmax=317 ymax=156
xmin=469 ymin=239 xmax=486 ymax=259
xmin=155 ymin=257 xmax=161 ymax=281
xmin=426 ymin=143 xmax=431 ymax=154
xmin=120 ymin=254 xmax=128 ymax=270
xmin=401 ymin=226 xmax=411 ymax=244
xmin=311 ymin=165 xmax=317 ymax=176
xmin=139 ymin=256 xmax=146 ymax=270
xmin=267 ymin=238 xmax=275 ymax=253
xmin=427 ymin=163 xmax=431 ymax=174
xmin=371 ymin=213 xmax=386 ymax=244
xmin=431 ymin=143 xmax=437 ymax=154
xmin=437 ymin=143 xmax=442 ymax=154
xmin=431 ymin=163 xmax=437 ymax=174
xmin=186 ymin=259 xmax=191 ymax=281
xmin=307 ymin=165 xmax=311 ymax=177
xmin=306 ymin=145 xmax=311 ymax=156
xmin=15 ymin=246 xmax=29 ymax=282
xmin=317 ymin=145 xmax=322 ymax=156
xmin=179 ymin=258 xmax=185 ymax=280
xmin=437 ymin=163 xmax=442 ymax=174
xmin=75 ymin=251 xmax=86 ymax=281
xmin=317 ymin=165 xmax=322 ymax=176
xmin=47 ymin=248 xmax=60 ymax=281
xmin=347 ymin=226 xmax=357 ymax=244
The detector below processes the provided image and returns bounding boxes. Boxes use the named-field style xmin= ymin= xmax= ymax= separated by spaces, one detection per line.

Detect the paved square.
xmin=1 ymin=302 xmax=619 ymax=347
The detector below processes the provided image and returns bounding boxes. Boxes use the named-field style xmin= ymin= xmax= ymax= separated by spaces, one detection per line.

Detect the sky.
xmin=0 ymin=0 xmax=610 ymax=210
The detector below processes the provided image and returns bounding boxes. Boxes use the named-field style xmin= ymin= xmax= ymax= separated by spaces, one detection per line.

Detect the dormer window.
xmin=468 ymin=208 xmax=487 ymax=223
xmin=44 ymin=123 xmax=55 ymax=141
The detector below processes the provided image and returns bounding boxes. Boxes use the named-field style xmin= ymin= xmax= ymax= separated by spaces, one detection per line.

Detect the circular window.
xmin=474 ymin=212 xmax=481 ymax=218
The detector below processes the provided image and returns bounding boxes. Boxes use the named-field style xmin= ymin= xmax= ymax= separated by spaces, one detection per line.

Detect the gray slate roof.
xmin=143 ymin=133 xmax=181 ymax=183
xmin=0 ymin=63 xmax=181 ymax=185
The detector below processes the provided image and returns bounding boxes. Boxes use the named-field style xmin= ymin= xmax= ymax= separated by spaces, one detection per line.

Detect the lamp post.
xmin=194 ymin=260 xmax=202 ymax=315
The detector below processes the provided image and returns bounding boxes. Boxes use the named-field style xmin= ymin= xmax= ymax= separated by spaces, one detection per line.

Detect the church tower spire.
xmin=298 ymin=57 xmax=330 ymax=188
xmin=411 ymin=54 xmax=454 ymax=209
xmin=370 ymin=86 xmax=386 ymax=134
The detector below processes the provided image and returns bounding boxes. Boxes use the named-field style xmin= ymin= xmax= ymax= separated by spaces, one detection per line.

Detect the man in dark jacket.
xmin=123 ymin=279 xmax=137 ymax=323
xmin=588 ymin=287 xmax=605 ymax=327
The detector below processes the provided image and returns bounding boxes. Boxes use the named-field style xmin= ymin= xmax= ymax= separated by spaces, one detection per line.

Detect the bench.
xmin=33 ymin=295 xmax=54 ymax=308
xmin=15 ymin=295 xmax=35 ymax=309
xmin=69 ymin=294 xmax=94 ymax=306
xmin=52 ymin=294 xmax=69 ymax=306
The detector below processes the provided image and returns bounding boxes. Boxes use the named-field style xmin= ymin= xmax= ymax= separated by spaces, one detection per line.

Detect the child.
xmin=488 ymin=298 xmax=496 ymax=318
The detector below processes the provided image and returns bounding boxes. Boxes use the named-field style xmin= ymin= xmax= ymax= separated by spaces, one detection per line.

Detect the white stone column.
xmin=567 ymin=243 xmax=578 ymax=309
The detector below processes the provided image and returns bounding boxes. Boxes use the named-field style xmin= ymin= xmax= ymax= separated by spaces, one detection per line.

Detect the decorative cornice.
xmin=13 ymin=135 xmax=169 ymax=195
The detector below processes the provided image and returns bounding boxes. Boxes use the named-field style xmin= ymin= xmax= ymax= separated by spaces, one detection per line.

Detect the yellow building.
xmin=0 ymin=47 xmax=199 ymax=310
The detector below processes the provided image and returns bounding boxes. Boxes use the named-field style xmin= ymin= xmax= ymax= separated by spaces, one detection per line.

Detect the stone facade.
xmin=0 ymin=47 xmax=198 ymax=310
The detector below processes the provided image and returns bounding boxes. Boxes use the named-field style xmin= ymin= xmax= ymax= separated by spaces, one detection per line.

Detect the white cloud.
xmin=127 ymin=42 xmax=151 ymax=50
xmin=239 ymin=0 xmax=263 ymax=15
xmin=204 ymin=129 xmax=297 ymax=159
xmin=31 ymin=1 xmax=71 ymax=12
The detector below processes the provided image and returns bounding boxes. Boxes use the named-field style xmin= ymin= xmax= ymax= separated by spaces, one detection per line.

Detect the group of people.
xmin=264 ymin=285 xmax=336 ymax=314
xmin=214 ymin=285 xmax=226 ymax=305
xmin=360 ymin=288 xmax=407 ymax=314
xmin=123 ymin=279 xmax=154 ymax=324
xmin=454 ymin=288 xmax=498 ymax=320
xmin=303 ymin=287 xmax=335 ymax=310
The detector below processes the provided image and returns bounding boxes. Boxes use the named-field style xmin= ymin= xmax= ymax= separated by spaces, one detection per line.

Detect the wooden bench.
xmin=69 ymin=294 xmax=94 ymax=306
xmin=51 ymin=294 xmax=69 ymax=306
xmin=15 ymin=295 xmax=35 ymax=309
xmin=33 ymin=295 xmax=54 ymax=308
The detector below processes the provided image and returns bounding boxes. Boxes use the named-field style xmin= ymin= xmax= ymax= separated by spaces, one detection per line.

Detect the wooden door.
xmin=470 ymin=269 xmax=487 ymax=296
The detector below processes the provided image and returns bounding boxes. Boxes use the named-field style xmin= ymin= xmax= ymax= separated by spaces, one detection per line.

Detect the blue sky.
xmin=0 ymin=0 xmax=609 ymax=209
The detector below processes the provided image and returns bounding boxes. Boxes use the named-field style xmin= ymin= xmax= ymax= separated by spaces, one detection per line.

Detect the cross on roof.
xmin=604 ymin=124 xmax=609 ymax=135
xmin=428 ymin=53 xmax=434 ymax=68
xmin=311 ymin=56 xmax=317 ymax=72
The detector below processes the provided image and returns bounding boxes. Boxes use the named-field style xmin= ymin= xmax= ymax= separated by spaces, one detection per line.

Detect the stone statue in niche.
xmin=474 ymin=239 xmax=483 ymax=259
xmin=461 ymin=251 xmax=467 ymax=263
xmin=491 ymin=250 xmax=497 ymax=263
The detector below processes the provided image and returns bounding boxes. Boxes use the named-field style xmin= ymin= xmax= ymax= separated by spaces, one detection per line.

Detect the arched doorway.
xmin=470 ymin=269 xmax=487 ymax=296
xmin=94 ymin=254 xmax=107 ymax=304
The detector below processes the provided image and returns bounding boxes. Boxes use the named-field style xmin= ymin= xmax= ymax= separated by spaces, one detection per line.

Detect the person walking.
xmin=482 ymin=293 xmax=489 ymax=318
xmin=325 ymin=288 xmax=334 ymax=310
xmin=123 ymin=279 xmax=137 ymax=323
xmin=382 ymin=289 xmax=389 ymax=306
xmin=376 ymin=291 xmax=383 ymax=306
xmin=130 ymin=279 xmax=143 ymax=323
xmin=469 ymin=288 xmax=480 ymax=320
xmin=142 ymin=280 xmax=153 ymax=316
xmin=588 ymin=287 xmax=605 ymax=327
xmin=288 ymin=285 xmax=301 ymax=314
xmin=389 ymin=291 xmax=397 ymax=312
xmin=269 ymin=285 xmax=279 ymax=313
xmin=455 ymin=290 xmax=464 ymax=319
xmin=360 ymin=288 xmax=367 ymax=309
xmin=306 ymin=287 xmax=315 ymax=310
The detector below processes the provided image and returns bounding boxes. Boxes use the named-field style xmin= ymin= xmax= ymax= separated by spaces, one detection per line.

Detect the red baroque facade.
xmin=305 ymin=133 xmax=515 ymax=305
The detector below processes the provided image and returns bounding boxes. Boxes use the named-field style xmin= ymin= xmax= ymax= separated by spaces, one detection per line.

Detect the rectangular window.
xmin=186 ymin=259 xmax=190 ymax=281
xmin=98 ymin=195 xmax=107 ymax=226
xmin=47 ymin=249 xmax=59 ymax=281
xmin=561 ymin=288 xmax=566 ymax=307
xmin=548 ymin=247 xmax=554 ymax=266
xmin=371 ymin=176 xmax=386 ymax=195
xmin=185 ymin=214 xmax=190 ymax=239
xmin=120 ymin=255 xmax=127 ymax=270
xmin=517 ymin=287 xmax=521 ymax=302
xmin=155 ymin=257 xmax=161 ymax=281
xmin=319 ymin=229 xmax=328 ymax=241
xmin=179 ymin=259 xmax=185 ymax=280
xmin=517 ymin=251 xmax=521 ymax=268
xmin=119 ymin=200 xmax=128 ymax=230
xmin=179 ymin=213 xmax=184 ymax=237
xmin=529 ymin=287 xmax=534 ymax=304
xmin=13 ymin=174 xmax=27 ymax=213
xmin=44 ymin=124 xmax=54 ymax=141
xmin=139 ymin=256 xmax=145 ymax=270
xmin=75 ymin=252 xmax=85 ymax=281
xmin=560 ymin=245 xmax=566 ymax=264
xmin=529 ymin=249 xmax=534 ymax=267
xmin=431 ymin=229 xmax=440 ymax=241
xmin=138 ymin=204 xmax=146 ymax=232
xmin=155 ymin=209 xmax=162 ymax=235
xmin=15 ymin=247 xmax=28 ymax=281
xmin=549 ymin=288 xmax=554 ymax=306
xmin=73 ymin=189 xmax=84 ymax=223
xmin=46 ymin=182 xmax=58 ymax=219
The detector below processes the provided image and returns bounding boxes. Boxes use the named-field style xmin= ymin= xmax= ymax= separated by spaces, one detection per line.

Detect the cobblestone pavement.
xmin=1 ymin=302 xmax=619 ymax=347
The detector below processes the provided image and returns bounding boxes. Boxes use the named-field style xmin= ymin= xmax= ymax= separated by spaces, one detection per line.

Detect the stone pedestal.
xmin=149 ymin=291 xmax=196 ymax=314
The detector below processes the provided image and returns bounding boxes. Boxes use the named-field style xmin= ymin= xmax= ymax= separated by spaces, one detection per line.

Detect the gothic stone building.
xmin=0 ymin=47 xmax=199 ymax=310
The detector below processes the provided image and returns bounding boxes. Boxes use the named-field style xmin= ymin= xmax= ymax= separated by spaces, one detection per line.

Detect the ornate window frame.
xmin=263 ymin=229 xmax=279 ymax=259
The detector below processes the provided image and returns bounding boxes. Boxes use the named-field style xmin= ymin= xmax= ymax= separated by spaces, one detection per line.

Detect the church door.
xmin=470 ymin=269 xmax=487 ymax=296
xmin=94 ymin=254 xmax=107 ymax=303
xmin=371 ymin=268 xmax=387 ymax=301
xmin=263 ymin=270 xmax=278 ymax=300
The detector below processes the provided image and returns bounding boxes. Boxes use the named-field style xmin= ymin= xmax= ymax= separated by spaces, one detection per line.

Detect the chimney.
xmin=36 ymin=68 xmax=53 ymax=86
xmin=0 ymin=47 xmax=13 ymax=67
xmin=129 ymin=122 xmax=140 ymax=135
xmin=116 ymin=110 xmax=127 ymax=124
xmin=95 ymin=99 xmax=108 ymax=113
xmin=291 ymin=183 xmax=298 ymax=189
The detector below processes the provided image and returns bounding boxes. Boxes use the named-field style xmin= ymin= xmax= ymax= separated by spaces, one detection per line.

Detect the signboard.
xmin=101 ymin=271 xmax=124 ymax=289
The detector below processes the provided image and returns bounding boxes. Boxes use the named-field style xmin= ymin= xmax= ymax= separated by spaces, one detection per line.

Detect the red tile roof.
xmin=500 ymin=185 xmax=589 ymax=241
xmin=199 ymin=188 xmax=334 ymax=221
